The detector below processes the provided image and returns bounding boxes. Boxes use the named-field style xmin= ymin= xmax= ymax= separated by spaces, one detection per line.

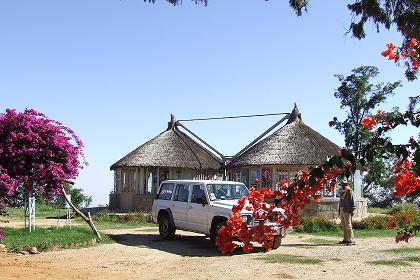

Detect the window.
xmin=206 ymin=184 xmax=248 ymax=200
xmin=157 ymin=183 xmax=175 ymax=200
xmin=191 ymin=185 xmax=207 ymax=204
xmin=250 ymin=168 xmax=261 ymax=188
xmin=174 ymin=184 xmax=190 ymax=202
xmin=159 ymin=168 xmax=169 ymax=185
xmin=262 ymin=168 xmax=273 ymax=189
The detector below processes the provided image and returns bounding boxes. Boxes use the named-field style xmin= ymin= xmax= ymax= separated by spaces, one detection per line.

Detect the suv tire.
xmin=159 ymin=213 xmax=176 ymax=240
xmin=210 ymin=220 xmax=226 ymax=244
xmin=271 ymin=235 xmax=282 ymax=249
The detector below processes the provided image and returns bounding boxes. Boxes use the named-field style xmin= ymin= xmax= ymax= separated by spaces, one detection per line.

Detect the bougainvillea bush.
xmin=0 ymin=108 xmax=87 ymax=238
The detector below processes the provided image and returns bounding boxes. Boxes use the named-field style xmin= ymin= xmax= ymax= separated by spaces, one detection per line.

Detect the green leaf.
xmin=366 ymin=150 xmax=374 ymax=162
xmin=308 ymin=176 xmax=317 ymax=186
xmin=311 ymin=167 xmax=324 ymax=178
xmin=297 ymin=180 xmax=305 ymax=189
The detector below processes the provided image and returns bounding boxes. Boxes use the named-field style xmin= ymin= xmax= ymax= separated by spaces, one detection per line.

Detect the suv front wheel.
xmin=271 ymin=235 xmax=282 ymax=249
xmin=210 ymin=220 xmax=226 ymax=244
xmin=159 ymin=213 xmax=176 ymax=240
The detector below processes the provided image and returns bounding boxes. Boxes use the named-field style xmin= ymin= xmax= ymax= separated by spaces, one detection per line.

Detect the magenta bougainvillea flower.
xmin=0 ymin=108 xmax=87 ymax=206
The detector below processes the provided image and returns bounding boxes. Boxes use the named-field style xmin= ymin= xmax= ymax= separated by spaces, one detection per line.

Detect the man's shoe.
xmin=338 ymin=240 xmax=347 ymax=244
xmin=345 ymin=241 xmax=356 ymax=245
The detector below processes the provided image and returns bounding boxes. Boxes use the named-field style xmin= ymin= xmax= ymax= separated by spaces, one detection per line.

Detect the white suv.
xmin=152 ymin=180 xmax=284 ymax=249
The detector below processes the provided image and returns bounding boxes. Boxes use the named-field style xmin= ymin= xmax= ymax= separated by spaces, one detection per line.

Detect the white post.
xmin=64 ymin=194 xmax=72 ymax=227
xmin=26 ymin=196 xmax=36 ymax=232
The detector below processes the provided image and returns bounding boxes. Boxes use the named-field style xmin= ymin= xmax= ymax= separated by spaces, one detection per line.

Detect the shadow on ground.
xmin=282 ymin=243 xmax=343 ymax=247
xmin=108 ymin=232 xmax=267 ymax=257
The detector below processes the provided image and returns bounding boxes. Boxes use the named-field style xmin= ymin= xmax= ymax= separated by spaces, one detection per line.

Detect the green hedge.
xmin=295 ymin=216 xmax=340 ymax=233
xmin=353 ymin=215 xmax=391 ymax=230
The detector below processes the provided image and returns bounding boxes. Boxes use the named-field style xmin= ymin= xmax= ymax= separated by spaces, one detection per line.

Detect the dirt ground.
xmin=1 ymin=222 xmax=420 ymax=280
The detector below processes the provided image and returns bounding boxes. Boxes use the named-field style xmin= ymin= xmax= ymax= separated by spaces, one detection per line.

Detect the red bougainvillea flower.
xmin=313 ymin=195 xmax=321 ymax=203
xmin=393 ymin=159 xmax=420 ymax=197
xmin=395 ymin=232 xmax=411 ymax=243
xmin=381 ymin=40 xmax=419 ymax=72
xmin=388 ymin=220 xmax=397 ymax=229
xmin=381 ymin=43 xmax=396 ymax=57
xmin=412 ymin=57 xmax=419 ymax=71
xmin=254 ymin=178 xmax=260 ymax=184
xmin=361 ymin=116 xmax=378 ymax=130
xmin=406 ymin=38 xmax=418 ymax=48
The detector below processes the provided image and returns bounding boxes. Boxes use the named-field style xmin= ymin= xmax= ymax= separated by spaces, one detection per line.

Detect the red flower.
xmin=406 ymin=38 xmax=418 ymax=49
xmin=387 ymin=220 xmax=397 ymax=229
xmin=254 ymin=178 xmax=260 ymax=184
xmin=361 ymin=116 xmax=378 ymax=130
xmin=388 ymin=52 xmax=399 ymax=61
xmin=411 ymin=58 xmax=419 ymax=71
xmin=392 ymin=159 xmax=420 ymax=197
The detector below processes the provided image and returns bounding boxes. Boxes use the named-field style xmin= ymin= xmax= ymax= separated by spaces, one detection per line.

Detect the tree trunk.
xmin=61 ymin=187 xmax=101 ymax=239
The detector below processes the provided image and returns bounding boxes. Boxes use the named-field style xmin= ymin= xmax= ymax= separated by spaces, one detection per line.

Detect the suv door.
xmin=186 ymin=184 xmax=209 ymax=234
xmin=170 ymin=183 xmax=190 ymax=229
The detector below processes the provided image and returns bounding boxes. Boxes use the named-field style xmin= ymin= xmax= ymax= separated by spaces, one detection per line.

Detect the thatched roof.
xmin=230 ymin=105 xmax=340 ymax=167
xmin=110 ymin=115 xmax=223 ymax=170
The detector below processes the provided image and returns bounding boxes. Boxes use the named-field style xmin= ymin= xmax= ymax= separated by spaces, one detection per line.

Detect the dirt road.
xmin=1 ymin=227 xmax=419 ymax=280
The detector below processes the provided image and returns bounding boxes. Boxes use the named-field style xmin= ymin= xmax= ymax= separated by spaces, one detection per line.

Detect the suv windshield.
xmin=206 ymin=184 xmax=248 ymax=201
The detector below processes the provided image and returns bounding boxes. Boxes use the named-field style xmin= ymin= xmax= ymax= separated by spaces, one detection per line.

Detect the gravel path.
xmin=1 ymin=226 xmax=419 ymax=280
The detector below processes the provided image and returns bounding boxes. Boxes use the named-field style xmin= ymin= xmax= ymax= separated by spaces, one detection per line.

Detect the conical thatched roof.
xmin=110 ymin=115 xmax=223 ymax=170
xmin=230 ymin=105 xmax=340 ymax=167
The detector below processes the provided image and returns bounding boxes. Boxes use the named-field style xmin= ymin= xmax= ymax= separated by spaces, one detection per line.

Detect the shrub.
xmin=93 ymin=210 xmax=153 ymax=223
xmin=388 ymin=203 xmax=419 ymax=216
xmin=295 ymin=216 xmax=340 ymax=233
xmin=353 ymin=215 xmax=392 ymax=230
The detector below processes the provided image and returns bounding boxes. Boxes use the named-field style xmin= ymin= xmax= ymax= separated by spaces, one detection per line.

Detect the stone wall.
xmin=109 ymin=194 xmax=120 ymax=210
xmin=302 ymin=197 xmax=368 ymax=220
xmin=133 ymin=194 xmax=155 ymax=212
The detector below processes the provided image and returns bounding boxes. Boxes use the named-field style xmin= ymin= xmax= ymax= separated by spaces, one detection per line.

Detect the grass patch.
xmin=260 ymin=254 xmax=323 ymax=265
xmin=86 ymin=211 xmax=156 ymax=230
xmin=0 ymin=226 xmax=113 ymax=252
xmin=403 ymin=256 xmax=420 ymax=263
xmin=368 ymin=207 xmax=390 ymax=214
xmin=137 ymin=227 xmax=159 ymax=232
xmin=384 ymin=247 xmax=420 ymax=254
xmin=367 ymin=259 xmax=411 ymax=266
xmin=4 ymin=205 xmax=64 ymax=220
xmin=84 ymin=219 xmax=157 ymax=230
xmin=353 ymin=229 xmax=396 ymax=238
xmin=305 ymin=238 xmax=337 ymax=245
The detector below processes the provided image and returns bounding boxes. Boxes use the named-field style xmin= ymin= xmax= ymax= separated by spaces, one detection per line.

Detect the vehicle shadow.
xmin=108 ymin=231 xmax=267 ymax=257
xmin=281 ymin=243 xmax=342 ymax=247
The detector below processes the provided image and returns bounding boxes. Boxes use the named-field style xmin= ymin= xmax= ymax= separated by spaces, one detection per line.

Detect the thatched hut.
xmin=109 ymin=115 xmax=223 ymax=210
xmin=228 ymin=104 xmax=367 ymax=219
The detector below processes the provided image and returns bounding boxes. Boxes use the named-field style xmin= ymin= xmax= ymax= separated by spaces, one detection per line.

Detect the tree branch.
xmin=61 ymin=187 xmax=101 ymax=239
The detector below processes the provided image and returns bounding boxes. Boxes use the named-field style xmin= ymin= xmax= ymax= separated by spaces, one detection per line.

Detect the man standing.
xmin=339 ymin=178 xmax=356 ymax=245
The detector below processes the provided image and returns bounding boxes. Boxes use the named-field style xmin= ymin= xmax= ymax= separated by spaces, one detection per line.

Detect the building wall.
xmin=110 ymin=166 xmax=223 ymax=211
xmin=302 ymin=197 xmax=368 ymax=220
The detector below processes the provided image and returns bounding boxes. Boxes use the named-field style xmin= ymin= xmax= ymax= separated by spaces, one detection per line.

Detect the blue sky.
xmin=1 ymin=1 xmax=418 ymax=206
